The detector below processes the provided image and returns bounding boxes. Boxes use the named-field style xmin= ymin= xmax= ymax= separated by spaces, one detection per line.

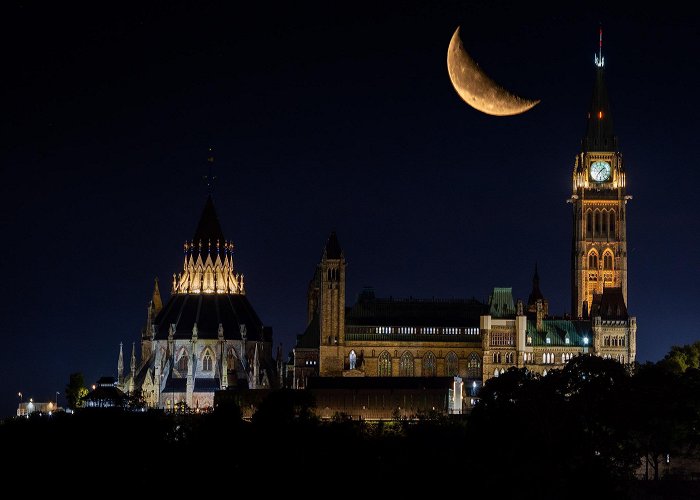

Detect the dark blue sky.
xmin=2 ymin=1 xmax=699 ymax=417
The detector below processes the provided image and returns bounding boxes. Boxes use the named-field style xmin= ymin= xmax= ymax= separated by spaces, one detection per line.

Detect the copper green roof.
xmin=526 ymin=319 xmax=592 ymax=347
xmin=489 ymin=287 xmax=515 ymax=318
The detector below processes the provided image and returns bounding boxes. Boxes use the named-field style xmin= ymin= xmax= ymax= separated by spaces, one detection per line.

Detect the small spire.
xmin=204 ymin=146 xmax=216 ymax=194
xmin=595 ymin=24 xmax=604 ymax=68
xmin=117 ymin=343 xmax=124 ymax=384
xmin=152 ymin=277 xmax=163 ymax=314
xmin=130 ymin=342 xmax=136 ymax=373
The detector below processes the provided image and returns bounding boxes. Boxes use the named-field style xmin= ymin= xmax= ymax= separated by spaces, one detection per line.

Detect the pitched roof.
xmin=591 ymin=287 xmax=628 ymax=320
xmin=193 ymin=195 xmax=225 ymax=244
xmin=295 ymin=314 xmax=320 ymax=349
xmin=194 ymin=378 xmax=221 ymax=392
xmin=489 ymin=287 xmax=516 ymax=318
xmin=526 ymin=319 xmax=593 ymax=347
xmin=346 ymin=294 xmax=486 ymax=328
xmin=323 ymin=231 xmax=342 ymax=259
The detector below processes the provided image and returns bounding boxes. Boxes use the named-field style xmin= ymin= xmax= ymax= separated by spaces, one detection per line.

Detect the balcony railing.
xmin=345 ymin=332 xmax=481 ymax=343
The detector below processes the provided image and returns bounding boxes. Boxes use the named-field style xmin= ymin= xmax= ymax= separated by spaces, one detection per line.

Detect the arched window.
xmin=349 ymin=350 xmax=357 ymax=370
xmin=586 ymin=211 xmax=593 ymax=237
xmin=467 ymin=353 xmax=481 ymax=379
xmin=422 ymin=352 xmax=436 ymax=377
xmin=378 ymin=351 xmax=391 ymax=376
xmin=399 ymin=351 xmax=414 ymax=376
xmin=494 ymin=369 xmax=499 ymax=378
xmin=609 ymin=211 xmax=616 ymax=236
xmin=445 ymin=352 xmax=458 ymax=376
xmin=203 ymin=351 xmax=213 ymax=371
xmin=596 ymin=210 xmax=602 ymax=236
xmin=588 ymin=251 xmax=598 ymax=269
xmin=603 ymin=251 xmax=613 ymax=270
xmin=177 ymin=350 xmax=188 ymax=371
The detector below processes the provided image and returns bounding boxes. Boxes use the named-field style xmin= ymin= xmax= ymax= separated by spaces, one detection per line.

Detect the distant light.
xmin=92 ymin=385 xmax=96 ymax=390
xmin=583 ymin=337 xmax=589 ymax=345
xmin=598 ymin=111 xmax=603 ymax=119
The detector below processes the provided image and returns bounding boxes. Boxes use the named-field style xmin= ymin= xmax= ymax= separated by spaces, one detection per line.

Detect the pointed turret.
xmin=582 ymin=27 xmax=616 ymax=152
xmin=323 ymin=231 xmax=343 ymax=260
xmin=117 ymin=343 xmax=124 ymax=385
xmin=152 ymin=277 xmax=163 ymax=314
xmin=527 ymin=264 xmax=545 ymax=309
xmin=128 ymin=342 xmax=136 ymax=393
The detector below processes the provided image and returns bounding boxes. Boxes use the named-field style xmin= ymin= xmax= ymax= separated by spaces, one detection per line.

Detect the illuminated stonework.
xmin=172 ymin=240 xmax=244 ymax=294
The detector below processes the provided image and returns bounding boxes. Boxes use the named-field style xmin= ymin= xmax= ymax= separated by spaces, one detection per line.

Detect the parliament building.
xmin=290 ymin=45 xmax=637 ymax=404
xmin=119 ymin=43 xmax=637 ymax=415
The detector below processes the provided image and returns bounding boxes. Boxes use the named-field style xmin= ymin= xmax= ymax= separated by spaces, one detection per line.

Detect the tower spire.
xmin=583 ymin=26 xmax=616 ymax=152
xmin=595 ymin=24 xmax=604 ymax=68
xmin=204 ymin=146 xmax=216 ymax=195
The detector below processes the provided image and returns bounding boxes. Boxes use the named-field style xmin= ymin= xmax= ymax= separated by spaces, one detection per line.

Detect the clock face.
xmin=590 ymin=161 xmax=611 ymax=182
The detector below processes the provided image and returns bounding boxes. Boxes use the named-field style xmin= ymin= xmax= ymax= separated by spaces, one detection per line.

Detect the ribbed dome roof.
xmin=153 ymin=293 xmax=271 ymax=342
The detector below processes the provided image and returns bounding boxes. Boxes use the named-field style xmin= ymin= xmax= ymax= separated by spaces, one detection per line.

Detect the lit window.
xmin=378 ymin=351 xmax=391 ymax=376
xmin=399 ymin=352 xmax=414 ymax=376
xmin=467 ymin=353 xmax=481 ymax=379
xmin=445 ymin=352 xmax=458 ymax=376
xmin=423 ymin=352 xmax=437 ymax=377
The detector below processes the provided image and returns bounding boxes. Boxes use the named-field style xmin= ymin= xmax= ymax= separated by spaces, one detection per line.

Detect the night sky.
xmin=2 ymin=1 xmax=699 ymax=418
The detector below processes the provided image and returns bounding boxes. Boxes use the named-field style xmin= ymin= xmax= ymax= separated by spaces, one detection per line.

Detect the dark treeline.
xmin=3 ymin=344 xmax=700 ymax=495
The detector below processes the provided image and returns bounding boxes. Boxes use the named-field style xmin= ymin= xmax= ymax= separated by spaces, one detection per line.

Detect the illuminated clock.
xmin=590 ymin=160 xmax=611 ymax=182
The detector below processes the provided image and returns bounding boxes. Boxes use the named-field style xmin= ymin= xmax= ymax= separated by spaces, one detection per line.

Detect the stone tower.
xmin=316 ymin=231 xmax=346 ymax=376
xmin=570 ymin=29 xmax=631 ymax=318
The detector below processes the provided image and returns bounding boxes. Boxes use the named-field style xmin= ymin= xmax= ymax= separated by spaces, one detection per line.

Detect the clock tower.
xmin=570 ymin=30 xmax=631 ymax=318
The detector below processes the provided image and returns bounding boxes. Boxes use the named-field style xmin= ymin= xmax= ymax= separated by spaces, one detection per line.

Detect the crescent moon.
xmin=447 ymin=26 xmax=539 ymax=116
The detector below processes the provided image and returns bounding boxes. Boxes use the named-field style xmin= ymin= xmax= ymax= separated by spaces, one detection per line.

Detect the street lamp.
xmin=55 ymin=391 xmax=60 ymax=408
xmin=18 ymin=392 xmax=22 ymax=402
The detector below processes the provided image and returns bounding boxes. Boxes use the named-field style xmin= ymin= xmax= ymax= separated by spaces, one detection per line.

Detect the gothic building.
xmin=119 ymin=195 xmax=276 ymax=409
xmin=291 ymin=39 xmax=637 ymax=398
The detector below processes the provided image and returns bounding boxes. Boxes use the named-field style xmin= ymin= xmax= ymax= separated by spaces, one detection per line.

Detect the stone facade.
xmin=292 ymin=52 xmax=637 ymax=394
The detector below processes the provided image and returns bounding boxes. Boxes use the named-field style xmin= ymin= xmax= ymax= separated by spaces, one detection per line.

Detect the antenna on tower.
xmin=595 ymin=25 xmax=604 ymax=68
xmin=204 ymin=146 xmax=216 ymax=194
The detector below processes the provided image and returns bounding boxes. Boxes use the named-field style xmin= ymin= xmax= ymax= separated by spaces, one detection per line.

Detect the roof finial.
xmin=595 ymin=24 xmax=604 ymax=68
xmin=204 ymin=146 xmax=216 ymax=194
